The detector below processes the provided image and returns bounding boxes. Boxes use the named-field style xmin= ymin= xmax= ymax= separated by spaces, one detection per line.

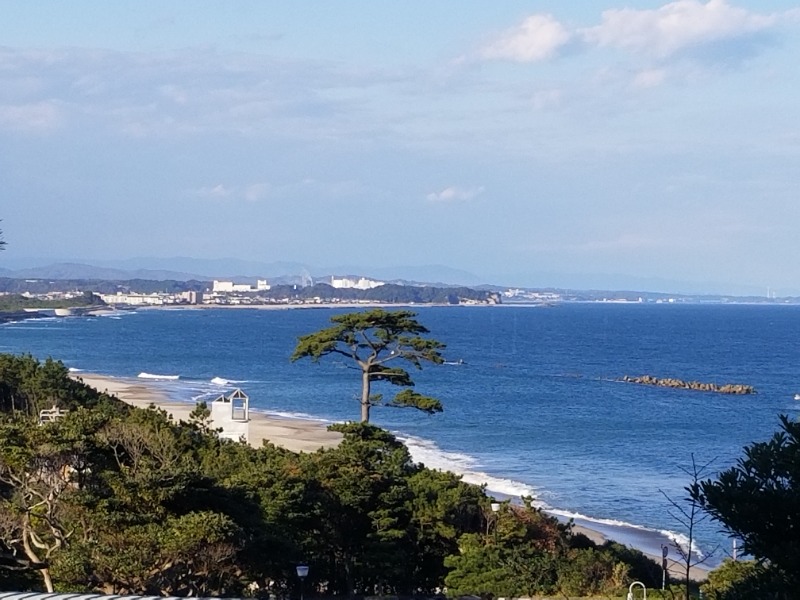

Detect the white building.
xmin=96 ymin=291 xmax=201 ymax=306
xmin=213 ymin=280 xmax=270 ymax=293
xmin=330 ymin=276 xmax=385 ymax=290
xmin=98 ymin=292 xmax=167 ymax=306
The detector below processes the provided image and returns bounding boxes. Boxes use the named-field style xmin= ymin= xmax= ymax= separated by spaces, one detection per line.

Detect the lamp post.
xmin=296 ymin=564 xmax=309 ymax=600
xmin=490 ymin=502 xmax=500 ymax=544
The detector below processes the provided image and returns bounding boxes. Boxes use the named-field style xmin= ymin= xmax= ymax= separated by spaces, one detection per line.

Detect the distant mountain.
xmin=94 ymin=257 xmax=486 ymax=286
xmin=1 ymin=257 xmax=487 ymax=287
xmin=6 ymin=263 xmax=208 ymax=282
xmin=88 ymin=257 xmax=312 ymax=279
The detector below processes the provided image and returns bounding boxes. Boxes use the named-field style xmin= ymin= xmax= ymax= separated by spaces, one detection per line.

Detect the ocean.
xmin=2 ymin=303 xmax=798 ymax=564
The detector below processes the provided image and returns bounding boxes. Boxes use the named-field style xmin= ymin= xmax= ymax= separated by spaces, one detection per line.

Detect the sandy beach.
xmin=72 ymin=373 xmax=343 ymax=453
xmin=70 ymin=372 xmax=708 ymax=582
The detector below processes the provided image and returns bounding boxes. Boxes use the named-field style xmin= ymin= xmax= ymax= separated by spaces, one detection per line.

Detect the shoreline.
xmin=71 ymin=372 xmax=343 ymax=454
xmin=70 ymin=371 xmax=709 ymax=582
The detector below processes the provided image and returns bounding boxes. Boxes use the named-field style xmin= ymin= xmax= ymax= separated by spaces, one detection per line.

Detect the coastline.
xmin=71 ymin=373 xmax=343 ymax=454
xmin=70 ymin=371 xmax=708 ymax=582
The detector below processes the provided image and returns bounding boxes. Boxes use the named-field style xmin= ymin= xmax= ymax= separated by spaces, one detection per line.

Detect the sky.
xmin=2 ymin=1 xmax=799 ymax=294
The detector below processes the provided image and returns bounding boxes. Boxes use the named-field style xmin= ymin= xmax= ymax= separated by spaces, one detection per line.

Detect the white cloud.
xmin=195 ymin=184 xmax=234 ymax=199
xmin=582 ymin=0 xmax=777 ymax=58
xmin=426 ymin=186 xmax=485 ymax=202
xmin=0 ymin=101 xmax=61 ymax=132
xmin=530 ymin=89 xmax=563 ymax=110
xmin=243 ymin=183 xmax=271 ymax=202
xmin=190 ymin=178 xmax=364 ymax=203
xmin=0 ymin=47 xmax=413 ymax=141
xmin=480 ymin=14 xmax=571 ymax=63
xmin=159 ymin=85 xmax=189 ymax=105
xmin=631 ymin=68 xmax=668 ymax=88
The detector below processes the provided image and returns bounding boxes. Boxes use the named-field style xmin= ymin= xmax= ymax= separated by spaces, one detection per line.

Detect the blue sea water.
xmin=2 ymin=303 xmax=798 ymax=564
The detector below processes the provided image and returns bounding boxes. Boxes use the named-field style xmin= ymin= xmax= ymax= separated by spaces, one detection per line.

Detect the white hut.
xmin=210 ymin=388 xmax=250 ymax=442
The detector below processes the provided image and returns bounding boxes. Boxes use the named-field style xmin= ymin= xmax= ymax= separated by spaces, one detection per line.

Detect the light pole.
xmin=296 ymin=564 xmax=309 ymax=600
xmin=490 ymin=502 xmax=500 ymax=544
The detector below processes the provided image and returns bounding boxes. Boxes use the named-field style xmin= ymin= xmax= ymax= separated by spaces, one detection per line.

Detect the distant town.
xmin=1 ymin=270 xmax=799 ymax=318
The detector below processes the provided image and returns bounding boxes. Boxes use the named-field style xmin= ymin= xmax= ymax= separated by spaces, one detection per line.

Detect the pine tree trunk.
xmin=360 ymin=368 xmax=371 ymax=422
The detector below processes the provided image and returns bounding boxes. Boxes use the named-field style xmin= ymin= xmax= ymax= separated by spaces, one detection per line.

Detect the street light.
xmin=296 ymin=564 xmax=309 ymax=600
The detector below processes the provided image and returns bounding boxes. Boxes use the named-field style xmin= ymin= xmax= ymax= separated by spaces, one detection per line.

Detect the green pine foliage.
xmin=693 ymin=415 xmax=800 ymax=599
xmin=0 ymin=291 xmax=105 ymax=312
xmin=291 ymin=309 xmax=445 ymax=422
xmin=1 ymin=353 xmax=660 ymax=596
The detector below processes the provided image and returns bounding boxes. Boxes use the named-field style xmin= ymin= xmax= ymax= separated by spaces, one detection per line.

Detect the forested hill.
xmin=264 ymin=283 xmax=500 ymax=304
xmin=0 ymin=278 xmax=499 ymax=304
xmin=0 ymin=277 xmax=207 ymax=295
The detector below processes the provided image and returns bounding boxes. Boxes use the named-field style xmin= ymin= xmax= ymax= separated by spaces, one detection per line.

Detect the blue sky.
xmin=2 ymin=1 xmax=799 ymax=293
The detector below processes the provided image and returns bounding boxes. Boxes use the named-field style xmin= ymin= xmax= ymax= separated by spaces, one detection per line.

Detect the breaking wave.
xmin=138 ymin=372 xmax=180 ymax=380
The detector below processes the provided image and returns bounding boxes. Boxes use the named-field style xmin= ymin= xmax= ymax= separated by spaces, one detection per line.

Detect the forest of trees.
xmin=266 ymin=283 xmax=498 ymax=305
xmin=0 ymin=353 xmax=666 ymax=597
xmin=0 ymin=291 xmax=105 ymax=312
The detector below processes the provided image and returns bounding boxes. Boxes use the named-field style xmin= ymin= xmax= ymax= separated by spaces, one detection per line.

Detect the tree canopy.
xmin=0 ymin=352 xmax=658 ymax=596
xmin=443 ymin=501 xmax=653 ymax=597
xmin=693 ymin=415 xmax=800 ymax=598
xmin=291 ymin=309 xmax=446 ymax=422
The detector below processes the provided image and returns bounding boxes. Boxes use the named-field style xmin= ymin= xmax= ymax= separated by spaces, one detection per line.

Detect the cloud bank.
xmin=426 ymin=186 xmax=485 ymax=202
xmin=480 ymin=0 xmax=786 ymax=63
xmin=480 ymin=15 xmax=571 ymax=63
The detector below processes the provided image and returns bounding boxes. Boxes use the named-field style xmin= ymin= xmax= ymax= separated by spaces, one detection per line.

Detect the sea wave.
xmin=527 ymin=508 xmax=704 ymax=558
xmin=138 ymin=372 xmax=180 ymax=380
xmin=398 ymin=435 xmax=539 ymax=498
xmin=398 ymin=433 xmax=707 ymax=558
xmin=211 ymin=376 xmax=247 ymax=386
xmin=660 ymin=529 xmax=704 ymax=558
xmin=250 ymin=406 xmax=333 ymax=424
xmin=68 ymin=367 xmax=84 ymax=373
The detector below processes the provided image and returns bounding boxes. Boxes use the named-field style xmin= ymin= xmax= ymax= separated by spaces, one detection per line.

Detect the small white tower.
xmin=210 ymin=388 xmax=250 ymax=442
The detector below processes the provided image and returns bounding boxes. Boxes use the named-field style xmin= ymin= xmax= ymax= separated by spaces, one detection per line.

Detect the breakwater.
xmin=620 ymin=375 xmax=756 ymax=394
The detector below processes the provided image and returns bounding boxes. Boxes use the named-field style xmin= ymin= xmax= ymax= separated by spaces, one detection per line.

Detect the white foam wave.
xmin=211 ymin=376 xmax=246 ymax=386
xmin=660 ymin=529 xmax=705 ymax=558
xmin=68 ymin=367 xmax=84 ymax=373
xmin=397 ymin=433 xmax=709 ymax=557
xmin=94 ymin=309 xmax=134 ymax=317
xmin=251 ymin=407 xmax=333 ymax=424
xmin=546 ymin=507 xmax=706 ymax=557
xmin=547 ymin=506 xmax=655 ymax=529
xmin=398 ymin=434 xmax=539 ymax=498
xmin=138 ymin=372 xmax=180 ymax=380
xmin=190 ymin=389 xmax=233 ymax=403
